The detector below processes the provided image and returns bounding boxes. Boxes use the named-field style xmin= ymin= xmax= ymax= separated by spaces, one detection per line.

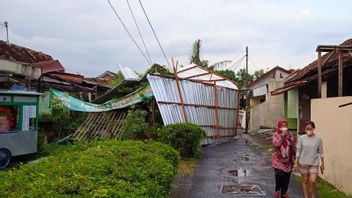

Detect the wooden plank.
xmin=213 ymin=82 xmax=220 ymax=139
xmin=113 ymin=112 xmax=127 ymax=140
xmin=87 ymin=112 xmax=106 ymax=139
xmin=173 ymin=61 xmax=188 ymax=123
xmin=76 ymin=113 xmax=98 ymax=140
xmin=184 ymin=72 xmax=210 ymax=80
xmin=235 ymin=90 xmax=241 ymax=136
xmin=317 ymin=51 xmax=322 ymax=98
xmin=72 ymin=113 xmax=92 ymax=139
xmin=107 ymin=111 xmax=120 ymax=139
xmin=91 ymin=112 xmax=110 ymax=139
xmin=338 ymin=50 xmax=343 ymax=97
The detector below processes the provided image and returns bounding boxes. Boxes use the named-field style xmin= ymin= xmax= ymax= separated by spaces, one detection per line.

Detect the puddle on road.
xmin=233 ymin=152 xmax=251 ymax=161
xmin=234 ymin=156 xmax=250 ymax=161
xmin=227 ymin=168 xmax=250 ymax=177
xmin=221 ymin=184 xmax=265 ymax=196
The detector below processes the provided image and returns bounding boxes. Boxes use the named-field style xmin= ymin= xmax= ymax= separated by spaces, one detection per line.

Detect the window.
xmin=0 ymin=106 xmax=20 ymax=132
xmin=280 ymin=73 xmax=284 ymax=78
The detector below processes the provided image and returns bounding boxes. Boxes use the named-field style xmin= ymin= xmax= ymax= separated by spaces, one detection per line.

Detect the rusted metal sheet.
xmin=0 ymin=40 xmax=52 ymax=63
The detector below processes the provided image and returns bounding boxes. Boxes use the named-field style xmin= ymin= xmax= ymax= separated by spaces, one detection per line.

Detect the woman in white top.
xmin=294 ymin=121 xmax=325 ymax=198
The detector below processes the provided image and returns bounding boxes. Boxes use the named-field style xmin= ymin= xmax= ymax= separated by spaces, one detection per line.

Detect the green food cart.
xmin=0 ymin=90 xmax=41 ymax=169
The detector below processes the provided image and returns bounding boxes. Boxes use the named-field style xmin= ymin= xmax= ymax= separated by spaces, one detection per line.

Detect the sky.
xmin=0 ymin=0 xmax=351 ymax=77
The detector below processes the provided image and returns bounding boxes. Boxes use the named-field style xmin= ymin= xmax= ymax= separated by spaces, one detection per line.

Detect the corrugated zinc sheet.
xmin=147 ymin=74 xmax=239 ymax=144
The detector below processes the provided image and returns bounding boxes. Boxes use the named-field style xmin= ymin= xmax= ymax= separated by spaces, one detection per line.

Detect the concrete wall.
xmin=311 ymin=96 xmax=352 ymax=195
xmin=39 ymin=91 xmax=51 ymax=116
xmin=0 ymin=59 xmax=41 ymax=79
xmin=250 ymin=81 xmax=285 ymax=130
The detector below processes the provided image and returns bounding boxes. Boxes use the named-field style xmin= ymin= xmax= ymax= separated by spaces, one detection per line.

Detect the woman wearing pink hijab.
xmin=272 ymin=119 xmax=296 ymax=198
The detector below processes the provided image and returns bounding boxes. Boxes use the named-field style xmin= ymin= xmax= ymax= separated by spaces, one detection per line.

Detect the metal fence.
xmin=147 ymin=74 xmax=240 ymax=144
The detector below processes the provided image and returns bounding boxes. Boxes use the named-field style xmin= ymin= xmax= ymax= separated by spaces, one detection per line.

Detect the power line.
xmin=138 ymin=0 xmax=171 ymax=69
xmin=249 ymin=57 xmax=261 ymax=71
xmin=126 ymin=0 xmax=153 ymax=64
xmin=107 ymin=0 xmax=152 ymax=65
xmin=227 ymin=55 xmax=245 ymax=71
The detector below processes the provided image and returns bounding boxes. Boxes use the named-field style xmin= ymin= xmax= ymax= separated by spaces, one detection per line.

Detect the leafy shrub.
xmin=0 ymin=140 xmax=180 ymax=198
xmin=158 ymin=123 xmax=206 ymax=158
xmin=120 ymin=109 xmax=155 ymax=140
xmin=41 ymin=99 xmax=86 ymax=140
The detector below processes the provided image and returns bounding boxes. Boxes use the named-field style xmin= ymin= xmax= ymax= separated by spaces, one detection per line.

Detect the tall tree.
xmin=189 ymin=39 xmax=208 ymax=68
xmin=254 ymin=69 xmax=264 ymax=80
xmin=236 ymin=68 xmax=254 ymax=90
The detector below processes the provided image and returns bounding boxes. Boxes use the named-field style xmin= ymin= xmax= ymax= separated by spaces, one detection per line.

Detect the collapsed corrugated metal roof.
xmin=177 ymin=64 xmax=239 ymax=90
xmin=31 ymin=60 xmax=65 ymax=74
xmin=147 ymin=74 xmax=239 ymax=144
xmin=92 ymin=66 xmax=142 ymax=104
xmin=119 ymin=65 xmax=141 ymax=81
xmin=0 ymin=40 xmax=53 ymax=63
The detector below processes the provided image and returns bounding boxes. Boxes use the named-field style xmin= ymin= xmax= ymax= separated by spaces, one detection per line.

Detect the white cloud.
xmin=0 ymin=0 xmax=351 ymax=76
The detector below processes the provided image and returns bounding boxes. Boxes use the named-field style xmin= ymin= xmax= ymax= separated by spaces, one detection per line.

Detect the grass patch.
xmin=317 ymin=179 xmax=351 ymax=198
xmin=178 ymin=159 xmax=197 ymax=176
xmin=294 ymin=175 xmax=351 ymax=198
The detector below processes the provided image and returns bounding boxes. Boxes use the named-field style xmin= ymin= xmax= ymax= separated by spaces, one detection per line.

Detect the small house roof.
xmin=271 ymin=38 xmax=352 ymax=95
xmin=176 ymin=64 xmax=239 ymax=90
xmin=31 ymin=60 xmax=65 ymax=74
xmin=0 ymin=40 xmax=53 ymax=64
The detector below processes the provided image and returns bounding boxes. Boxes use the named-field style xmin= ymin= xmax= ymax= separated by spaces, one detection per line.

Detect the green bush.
xmin=0 ymin=140 xmax=180 ymax=198
xmin=158 ymin=123 xmax=206 ymax=158
xmin=120 ymin=109 xmax=155 ymax=140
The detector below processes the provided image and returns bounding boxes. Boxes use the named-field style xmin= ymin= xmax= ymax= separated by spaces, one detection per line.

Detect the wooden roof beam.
xmin=317 ymin=45 xmax=352 ymax=52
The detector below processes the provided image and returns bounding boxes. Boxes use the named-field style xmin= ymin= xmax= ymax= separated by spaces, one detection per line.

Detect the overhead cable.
xmin=138 ymin=0 xmax=171 ymax=68
xmin=108 ymin=0 xmax=152 ymax=65
xmin=126 ymin=0 xmax=153 ymax=64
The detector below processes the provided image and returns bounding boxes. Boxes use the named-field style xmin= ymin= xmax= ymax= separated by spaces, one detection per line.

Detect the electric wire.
xmin=126 ymin=0 xmax=153 ymax=64
xmin=138 ymin=0 xmax=171 ymax=68
xmin=108 ymin=0 xmax=152 ymax=65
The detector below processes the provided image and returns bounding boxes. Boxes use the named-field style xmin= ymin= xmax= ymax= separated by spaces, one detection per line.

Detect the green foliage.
xmin=235 ymin=68 xmax=255 ymax=90
xmin=189 ymin=39 xmax=209 ymax=68
xmin=254 ymin=69 xmax=264 ymax=80
xmin=44 ymin=99 xmax=86 ymax=139
xmin=0 ymin=140 xmax=180 ymax=198
xmin=145 ymin=64 xmax=172 ymax=76
xmin=120 ymin=109 xmax=155 ymax=140
xmin=214 ymin=69 xmax=237 ymax=81
xmin=110 ymin=71 xmax=124 ymax=88
xmin=158 ymin=123 xmax=206 ymax=158
xmin=50 ymin=99 xmax=77 ymax=138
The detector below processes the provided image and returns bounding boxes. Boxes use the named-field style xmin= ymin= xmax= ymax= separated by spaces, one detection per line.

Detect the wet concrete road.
xmin=187 ymin=138 xmax=305 ymax=198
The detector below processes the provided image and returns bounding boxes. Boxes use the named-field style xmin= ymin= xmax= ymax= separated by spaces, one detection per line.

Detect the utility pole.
xmin=245 ymin=46 xmax=249 ymax=134
xmin=4 ymin=21 xmax=9 ymax=43
xmin=246 ymin=46 xmax=248 ymax=74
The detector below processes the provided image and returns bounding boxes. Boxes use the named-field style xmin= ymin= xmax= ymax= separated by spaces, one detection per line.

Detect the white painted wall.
xmin=311 ymin=96 xmax=352 ymax=195
xmin=0 ymin=59 xmax=41 ymax=79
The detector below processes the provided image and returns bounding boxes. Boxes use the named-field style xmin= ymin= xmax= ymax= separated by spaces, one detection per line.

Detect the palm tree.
xmin=189 ymin=39 xmax=208 ymax=67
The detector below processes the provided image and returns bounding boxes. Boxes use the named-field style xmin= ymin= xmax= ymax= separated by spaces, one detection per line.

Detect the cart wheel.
xmin=0 ymin=148 xmax=11 ymax=170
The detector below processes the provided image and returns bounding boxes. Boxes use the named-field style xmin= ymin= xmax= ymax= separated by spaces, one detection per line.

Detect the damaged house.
xmin=0 ymin=40 xmax=112 ymax=116
xmin=271 ymin=38 xmax=352 ymax=195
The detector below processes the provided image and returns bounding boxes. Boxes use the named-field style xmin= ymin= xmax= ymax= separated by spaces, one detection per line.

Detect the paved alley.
xmin=185 ymin=138 xmax=306 ymax=198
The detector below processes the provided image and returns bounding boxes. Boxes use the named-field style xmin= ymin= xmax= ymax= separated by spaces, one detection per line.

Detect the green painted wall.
xmin=284 ymin=89 xmax=298 ymax=129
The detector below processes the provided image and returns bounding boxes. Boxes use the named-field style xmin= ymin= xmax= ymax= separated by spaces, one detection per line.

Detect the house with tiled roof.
xmin=271 ymin=38 xmax=352 ymax=195
xmin=247 ymin=66 xmax=293 ymax=130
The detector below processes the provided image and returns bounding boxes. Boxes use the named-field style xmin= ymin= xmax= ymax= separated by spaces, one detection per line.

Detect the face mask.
xmin=306 ymin=130 xmax=314 ymax=136
xmin=280 ymin=127 xmax=288 ymax=132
